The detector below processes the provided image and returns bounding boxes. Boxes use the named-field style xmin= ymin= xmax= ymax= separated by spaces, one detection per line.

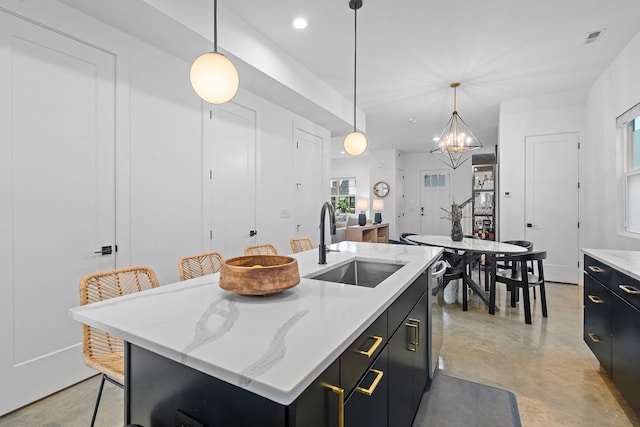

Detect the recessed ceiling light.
xmin=433 ymin=137 xmax=440 ymax=142
xmin=293 ymin=18 xmax=308 ymax=29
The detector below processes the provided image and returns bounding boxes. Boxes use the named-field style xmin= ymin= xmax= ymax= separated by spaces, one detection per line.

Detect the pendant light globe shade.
xmin=190 ymin=52 xmax=239 ymax=104
xmin=344 ymin=131 xmax=367 ymax=156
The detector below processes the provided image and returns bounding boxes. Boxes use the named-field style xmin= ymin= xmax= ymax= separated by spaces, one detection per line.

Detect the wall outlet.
xmin=175 ymin=410 xmax=204 ymax=427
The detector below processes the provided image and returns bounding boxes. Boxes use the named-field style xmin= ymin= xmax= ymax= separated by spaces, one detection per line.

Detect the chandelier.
xmin=430 ymin=82 xmax=482 ymax=169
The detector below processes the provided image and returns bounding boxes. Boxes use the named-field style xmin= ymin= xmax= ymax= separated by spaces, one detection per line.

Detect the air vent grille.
xmin=585 ymin=29 xmax=605 ymax=44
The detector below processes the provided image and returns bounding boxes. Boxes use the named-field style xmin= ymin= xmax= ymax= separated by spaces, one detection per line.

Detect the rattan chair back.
xmin=244 ymin=243 xmax=278 ymax=256
xmin=79 ymin=266 xmax=160 ymax=383
xmin=178 ymin=251 xmax=224 ymax=280
xmin=290 ymin=237 xmax=314 ymax=253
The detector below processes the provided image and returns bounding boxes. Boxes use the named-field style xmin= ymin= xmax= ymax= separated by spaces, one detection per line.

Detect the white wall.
xmin=583 ymin=31 xmax=640 ymax=251
xmin=3 ymin=0 xmax=332 ymax=284
xmin=498 ymin=90 xmax=586 ymax=242
xmin=369 ymin=149 xmax=399 ymax=239
xmin=499 ymin=27 xmax=640 ymax=255
xmin=123 ymin=21 xmax=331 ymax=282
xmin=402 ymin=149 xmax=491 ymax=236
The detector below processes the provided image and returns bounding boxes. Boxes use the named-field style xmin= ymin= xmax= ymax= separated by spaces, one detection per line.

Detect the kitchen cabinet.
xmin=471 ymin=154 xmax=497 ymax=240
xmin=388 ymin=293 xmax=428 ymax=427
xmin=611 ymin=271 xmax=640 ymax=415
xmin=583 ymin=273 xmax=611 ymax=374
xmin=344 ymin=348 xmax=388 ymax=426
xmin=583 ymin=253 xmax=640 ymax=418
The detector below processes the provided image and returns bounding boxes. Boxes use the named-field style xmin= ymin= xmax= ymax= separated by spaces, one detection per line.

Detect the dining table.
xmin=405 ymin=235 xmax=528 ymax=313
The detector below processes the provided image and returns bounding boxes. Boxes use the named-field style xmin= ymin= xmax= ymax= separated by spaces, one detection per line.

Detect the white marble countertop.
xmin=582 ymin=248 xmax=640 ymax=281
xmin=69 ymin=241 xmax=442 ymax=406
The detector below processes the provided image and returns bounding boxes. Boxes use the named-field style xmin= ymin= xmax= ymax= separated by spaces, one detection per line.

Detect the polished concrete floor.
xmin=1 ymin=280 xmax=638 ymax=426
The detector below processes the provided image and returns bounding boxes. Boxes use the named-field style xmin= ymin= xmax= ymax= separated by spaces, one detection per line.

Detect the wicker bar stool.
xmin=178 ymin=251 xmax=224 ymax=280
xmin=78 ymin=266 xmax=160 ymax=427
xmin=244 ymin=243 xmax=278 ymax=256
xmin=290 ymin=237 xmax=314 ymax=253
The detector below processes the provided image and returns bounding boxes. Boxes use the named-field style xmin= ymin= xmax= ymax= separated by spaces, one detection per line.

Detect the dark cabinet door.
xmin=344 ymin=347 xmax=388 ymax=427
xmin=290 ymin=358 xmax=340 ymax=427
xmin=583 ymin=273 xmax=612 ymax=375
xmin=411 ymin=294 xmax=429 ymax=404
xmin=611 ymin=295 xmax=640 ymax=416
xmin=388 ymin=293 xmax=428 ymax=427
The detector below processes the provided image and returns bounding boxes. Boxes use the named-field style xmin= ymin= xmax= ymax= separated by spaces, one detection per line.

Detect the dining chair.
xmin=178 ymin=251 xmax=224 ymax=280
xmin=290 ymin=237 xmax=314 ymax=253
xmin=399 ymin=232 xmax=418 ymax=245
xmin=244 ymin=243 xmax=278 ymax=256
xmin=495 ymin=240 xmax=533 ymax=270
xmin=493 ymin=251 xmax=547 ymax=324
xmin=78 ymin=266 xmax=160 ymax=426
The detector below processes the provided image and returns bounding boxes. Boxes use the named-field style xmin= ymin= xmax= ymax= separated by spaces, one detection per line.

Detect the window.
xmin=330 ymin=178 xmax=356 ymax=213
xmin=618 ymin=105 xmax=640 ymax=235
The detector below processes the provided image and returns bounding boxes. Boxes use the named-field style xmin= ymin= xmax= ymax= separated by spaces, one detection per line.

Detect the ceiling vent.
xmin=585 ymin=29 xmax=605 ymax=44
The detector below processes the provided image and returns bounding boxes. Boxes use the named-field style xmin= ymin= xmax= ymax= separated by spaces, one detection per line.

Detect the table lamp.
xmin=373 ymin=199 xmax=384 ymax=223
xmin=356 ymin=198 xmax=368 ymax=226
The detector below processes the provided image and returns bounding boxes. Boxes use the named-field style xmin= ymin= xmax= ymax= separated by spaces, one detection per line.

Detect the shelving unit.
xmin=345 ymin=223 xmax=389 ymax=243
xmin=471 ymin=154 xmax=497 ymax=240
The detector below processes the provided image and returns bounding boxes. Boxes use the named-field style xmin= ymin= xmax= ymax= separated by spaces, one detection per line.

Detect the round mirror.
xmin=373 ymin=181 xmax=390 ymax=198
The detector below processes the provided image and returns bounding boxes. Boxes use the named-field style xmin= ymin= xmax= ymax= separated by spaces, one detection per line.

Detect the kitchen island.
xmin=70 ymin=241 xmax=442 ymax=426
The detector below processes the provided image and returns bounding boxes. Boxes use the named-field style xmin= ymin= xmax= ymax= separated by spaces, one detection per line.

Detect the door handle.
xmin=94 ymin=245 xmax=113 ymax=256
xmin=324 ymin=384 xmax=344 ymax=427
xmin=249 ymin=230 xmax=257 ymax=237
xmin=355 ymin=369 xmax=384 ymax=396
xmin=526 ymin=223 xmax=533 ymax=228
xmin=356 ymin=336 xmax=383 ymax=357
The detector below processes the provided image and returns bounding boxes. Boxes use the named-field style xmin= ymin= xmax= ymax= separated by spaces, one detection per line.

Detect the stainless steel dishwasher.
xmin=428 ymin=260 xmax=447 ymax=379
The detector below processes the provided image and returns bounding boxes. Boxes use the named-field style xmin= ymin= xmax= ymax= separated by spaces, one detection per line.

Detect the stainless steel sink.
xmin=306 ymin=259 xmax=404 ymax=288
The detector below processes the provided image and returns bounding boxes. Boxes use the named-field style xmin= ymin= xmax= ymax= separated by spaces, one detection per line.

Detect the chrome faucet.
xmin=319 ymin=201 xmax=336 ymax=264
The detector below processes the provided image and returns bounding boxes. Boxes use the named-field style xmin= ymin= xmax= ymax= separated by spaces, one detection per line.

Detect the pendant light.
xmin=190 ymin=0 xmax=239 ymax=104
xmin=343 ymin=0 xmax=367 ymax=156
xmin=430 ymin=82 xmax=482 ymax=169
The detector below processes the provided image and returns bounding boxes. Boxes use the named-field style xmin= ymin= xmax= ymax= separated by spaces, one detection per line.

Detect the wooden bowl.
xmin=219 ymin=255 xmax=300 ymax=296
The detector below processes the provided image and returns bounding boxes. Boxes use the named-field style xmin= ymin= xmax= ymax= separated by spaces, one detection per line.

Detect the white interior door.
xmin=420 ymin=170 xmax=451 ymax=235
xmin=396 ymin=170 xmax=406 ymax=236
xmin=525 ymin=133 xmax=579 ymax=283
xmin=204 ymin=103 xmax=257 ymax=258
xmin=0 ymin=11 xmax=116 ymax=414
xmin=293 ymin=127 xmax=323 ymax=244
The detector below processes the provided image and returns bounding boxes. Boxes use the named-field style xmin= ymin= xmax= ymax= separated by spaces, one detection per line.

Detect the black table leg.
xmin=462 ymin=252 xmax=499 ymax=312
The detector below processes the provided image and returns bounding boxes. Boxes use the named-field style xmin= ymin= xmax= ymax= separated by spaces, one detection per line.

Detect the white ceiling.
xmin=221 ymin=0 xmax=640 ymax=157
xmin=52 ymin=0 xmax=640 ymax=158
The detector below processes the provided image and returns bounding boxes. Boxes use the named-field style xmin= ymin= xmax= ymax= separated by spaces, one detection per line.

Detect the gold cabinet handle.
xmin=588 ymin=265 xmax=605 ymax=273
xmin=587 ymin=332 xmax=601 ymax=343
xmin=357 ymin=335 xmax=383 ymax=357
xmin=324 ymin=384 xmax=344 ymax=427
xmin=356 ymin=369 xmax=384 ymax=396
xmin=587 ymin=295 xmax=604 ymax=304
xmin=405 ymin=322 xmax=418 ymax=352
xmin=619 ymin=285 xmax=640 ymax=295
xmin=408 ymin=317 xmax=421 ymax=347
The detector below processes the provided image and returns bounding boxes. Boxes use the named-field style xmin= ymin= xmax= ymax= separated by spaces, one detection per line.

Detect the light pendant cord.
xmin=353 ymin=5 xmax=357 ymax=133
xmin=453 ymin=85 xmax=456 ymax=112
xmin=214 ymin=0 xmax=218 ymax=53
